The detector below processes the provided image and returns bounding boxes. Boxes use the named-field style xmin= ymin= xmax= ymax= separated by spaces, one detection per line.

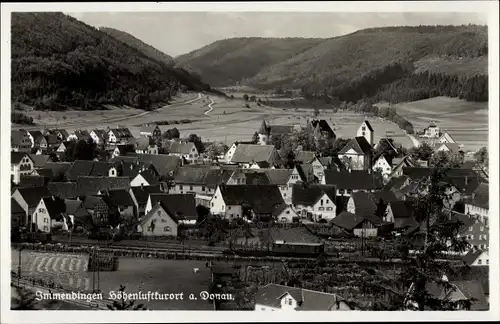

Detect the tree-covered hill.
xmin=11 ymin=12 xmax=211 ymax=111
xmin=175 ymin=37 xmax=325 ymax=86
xmin=99 ymin=27 xmax=175 ymax=67
xmin=177 ymin=25 xmax=488 ymax=103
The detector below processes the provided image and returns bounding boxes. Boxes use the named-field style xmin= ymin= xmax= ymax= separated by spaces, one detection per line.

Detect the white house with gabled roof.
xmin=372 ymin=155 xmax=393 ymax=179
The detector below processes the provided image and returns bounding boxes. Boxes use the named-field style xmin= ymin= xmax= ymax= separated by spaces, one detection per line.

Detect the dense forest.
xmin=178 ymin=25 xmax=487 ymax=104
xmin=11 ymin=13 xmax=211 ymax=111
xmin=99 ymin=27 xmax=175 ymax=67
xmin=176 ymin=37 xmax=325 ymax=86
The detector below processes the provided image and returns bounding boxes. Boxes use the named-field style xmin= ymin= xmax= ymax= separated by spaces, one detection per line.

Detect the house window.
xmin=43 ymin=226 xmax=48 ymax=231
xmin=44 ymin=218 xmax=48 ymax=223
xmin=161 ymin=219 xmax=167 ymax=223
xmin=230 ymin=214 xmax=234 ymax=218
xmin=202 ymin=186 xmax=205 ymax=192
xmin=157 ymin=211 xmax=161 ymax=216
xmin=480 ymin=226 xmax=484 ymax=231
xmin=486 ymin=260 xmax=489 ymax=265
xmin=320 ymin=199 xmax=324 ymax=206
xmin=228 ymin=206 xmax=232 ymax=210
xmin=222 ymin=205 xmax=225 ymax=211
xmin=283 ymin=193 xmax=287 ymax=197
xmin=318 ymin=207 xmax=324 ymax=211
xmin=211 ymin=202 xmax=214 ymax=207
xmin=327 ymin=207 xmax=333 ymax=211
xmin=285 ymin=211 xmax=290 ymax=214
xmin=288 ymin=299 xmax=293 ymax=306
xmin=478 ymin=259 xmax=482 ymax=265
xmin=164 ymin=226 xmax=171 ymax=232
xmin=347 ymin=189 xmax=352 ymax=194
xmin=189 ymin=186 xmax=193 ymax=191
xmin=339 ymin=189 xmax=345 ymax=194
xmin=469 ymin=226 xmax=473 ymax=231
xmin=469 ymin=235 xmax=474 ymax=240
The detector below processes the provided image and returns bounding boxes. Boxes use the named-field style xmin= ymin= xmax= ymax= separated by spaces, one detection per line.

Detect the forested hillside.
xmin=178 ymin=25 xmax=488 ymax=103
xmin=175 ymin=37 xmax=325 ymax=86
xmin=99 ymin=27 xmax=175 ymax=67
xmin=11 ymin=12 xmax=211 ymax=111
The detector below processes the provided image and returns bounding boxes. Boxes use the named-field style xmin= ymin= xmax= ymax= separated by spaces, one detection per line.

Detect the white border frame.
xmin=1 ymin=1 xmax=498 ymax=323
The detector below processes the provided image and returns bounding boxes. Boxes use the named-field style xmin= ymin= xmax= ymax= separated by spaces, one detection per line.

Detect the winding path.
xmin=204 ymin=97 xmax=215 ymax=116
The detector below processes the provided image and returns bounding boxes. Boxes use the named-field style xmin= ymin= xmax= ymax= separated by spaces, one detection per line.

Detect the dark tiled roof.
xmin=18 ymin=176 xmax=46 ymax=188
xmin=450 ymin=281 xmax=489 ymax=310
xmin=174 ymin=166 xmax=211 ymax=185
xmin=14 ymin=187 xmax=52 ymax=208
xmin=82 ymin=196 xmax=108 ymax=210
xmin=269 ymin=125 xmax=295 ymax=135
xmin=149 ymin=194 xmax=197 ymax=220
xmin=339 ymin=136 xmax=373 ymax=155
xmin=11 ymin=198 xmax=25 ymax=214
xmin=323 ymin=170 xmax=381 ymax=190
xmin=219 ymin=184 xmax=284 ymax=214
xmin=264 ymin=169 xmax=293 ymax=185
xmin=255 ymin=284 xmax=350 ymax=311
xmin=29 ymin=154 xmax=51 ymax=168
xmin=105 ymin=189 xmax=134 ymax=206
xmin=331 ymin=211 xmax=382 ymax=231
xmin=138 ymin=170 xmax=160 ymax=186
xmin=170 ymin=142 xmax=197 ymax=154
xmin=64 ymin=199 xmax=86 ymax=216
xmin=11 ymin=130 xmax=29 ymax=146
xmin=371 ymin=190 xmax=399 ymax=204
xmin=127 ymin=154 xmax=181 ymax=178
xmin=295 ymin=164 xmax=316 ymax=183
xmin=110 ymin=127 xmax=133 ymax=138
xmin=349 ymin=192 xmax=378 ymax=217
xmin=38 ymin=162 xmax=72 ymax=180
xmin=76 ymin=176 xmax=130 ymax=196
xmin=389 ymin=200 xmax=414 ymax=219
xmin=11 ymin=152 xmax=29 ymax=164
xmin=464 ymin=183 xmax=488 ymax=209
xmin=130 ymin=185 xmax=163 ymax=206
xmin=230 ymin=144 xmax=281 ymax=164
xmin=292 ymin=184 xmax=336 ymax=206
xmin=139 ymin=203 xmax=179 ymax=225
xmin=42 ymin=197 xmax=66 ymax=221
xmin=269 ymin=226 xmax=321 ymax=244
xmin=244 ymin=172 xmax=270 ymax=185
xmin=135 ymin=136 xmax=152 ymax=150
xmin=66 ymin=160 xmax=115 ymax=181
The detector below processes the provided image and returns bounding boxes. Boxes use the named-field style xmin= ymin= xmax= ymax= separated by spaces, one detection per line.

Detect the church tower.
xmin=357 ymin=120 xmax=374 ymax=146
xmin=258 ymin=120 xmax=270 ymax=145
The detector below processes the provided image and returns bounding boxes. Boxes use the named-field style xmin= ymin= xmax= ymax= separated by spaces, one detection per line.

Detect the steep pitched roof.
xmin=130 ymin=185 xmax=163 ymax=206
xmin=42 ymin=197 xmax=67 ymax=221
xmin=295 ymin=164 xmax=316 ymax=183
xmin=258 ymin=120 xmax=268 ymax=135
xmin=14 ymin=187 xmax=52 ymax=208
xmin=218 ymin=184 xmax=285 ymax=214
xmin=139 ymin=202 xmax=179 ymax=225
xmin=38 ymin=162 xmax=72 ymax=180
xmin=29 ymin=154 xmax=51 ymax=168
xmin=174 ymin=166 xmax=212 ymax=185
xmin=311 ymin=119 xmax=335 ymax=136
xmin=437 ymin=143 xmax=462 ymax=154
xmin=464 ymin=183 xmax=488 ymax=209
xmin=244 ymin=172 xmax=270 ymax=185
xmin=11 ymin=130 xmax=29 ymax=146
xmin=140 ymin=124 xmax=159 ymax=134
xmin=362 ymin=120 xmax=374 ymax=132
xmin=331 ymin=211 xmax=382 ymax=231
xmin=65 ymin=160 xmax=115 ymax=181
xmin=264 ymin=169 xmax=293 ymax=185
xmin=384 ymin=175 xmax=410 ymax=191
xmin=269 ymin=125 xmax=295 ymax=135
xmin=64 ymin=199 xmax=86 ymax=215
xmin=449 ymin=280 xmax=488 ymax=310
xmin=11 ymin=152 xmax=30 ymax=164
xmin=292 ymin=184 xmax=336 ymax=206
xmin=255 ymin=284 xmax=350 ymax=311
xmin=105 ymin=189 xmax=134 ymax=206
xmin=349 ymin=192 xmax=378 ymax=217
xmin=138 ymin=170 xmax=160 ymax=186
xmin=11 ymin=198 xmax=25 ymax=214
xmin=389 ymin=200 xmax=414 ymax=219
xmin=149 ymin=194 xmax=197 ymax=220
xmin=230 ymin=144 xmax=281 ymax=164
xmin=323 ymin=170 xmax=381 ymax=190
xmin=110 ymin=127 xmax=133 ymax=138
xmin=91 ymin=129 xmax=107 ymax=140
xmin=170 ymin=142 xmax=196 ymax=154
xmin=126 ymin=154 xmax=181 ymax=178
xmin=339 ymin=136 xmax=373 ymax=155
xmin=76 ymin=176 xmax=130 ymax=196
xmin=18 ymin=176 xmax=46 ymax=188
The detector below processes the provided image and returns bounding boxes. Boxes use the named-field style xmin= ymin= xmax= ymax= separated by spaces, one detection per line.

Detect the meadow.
xmin=378 ymin=96 xmax=488 ymax=152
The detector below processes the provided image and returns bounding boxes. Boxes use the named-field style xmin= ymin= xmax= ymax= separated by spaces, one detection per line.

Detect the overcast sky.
xmin=66 ymin=12 xmax=488 ymax=57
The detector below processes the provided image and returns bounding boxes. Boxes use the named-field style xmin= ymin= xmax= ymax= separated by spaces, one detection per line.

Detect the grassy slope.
xmin=99 ymin=27 xmax=176 ymax=66
xmin=176 ymin=26 xmax=487 ymax=89
xmin=175 ymin=37 xmax=325 ymax=86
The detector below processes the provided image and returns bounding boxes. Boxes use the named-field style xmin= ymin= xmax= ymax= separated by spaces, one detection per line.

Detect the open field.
xmin=11 ymin=249 xmax=213 ymax=310
xmin=378 ymin=96 xmax=488 ymax=152
xmin=13 ymin=91 xmax=429 ymax=149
